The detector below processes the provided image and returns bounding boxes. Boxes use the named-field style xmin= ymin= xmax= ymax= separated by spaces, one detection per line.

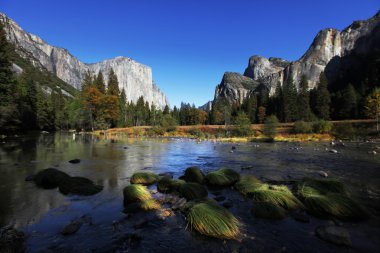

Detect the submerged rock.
xmin=61 ymin=221 xmax=83 ymax=235
xmin=58 ymin=177 xmax=103 ymax=196
xmin=0 ymin=226 xmax=26 ymax=253
xmin=292 ymin=211 xmax=310 ymax=223
xmin=68 ymin=159 xmax=81 ymax=164
xmin=330 ymin=149 xmax=338 ymax=154
xmin=318 ymin=171 xmax=328 ymax=178
xmin=315 ymin=225 xmax=352 ymax=246
xmin=34 ymin=168 xmax=70 ymax=189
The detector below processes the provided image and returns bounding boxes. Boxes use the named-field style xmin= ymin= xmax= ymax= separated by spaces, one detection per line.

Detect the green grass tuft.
xmin=130 ymin=172 xmax=159 ymax=185
xmin=206 ymin=168 xmax=240 ymax=187
xmin=187 ymin=201 xmax=241 ymax=240
xmin=297 ymin=180 xmax=368 ymax=220
xmin=123 ymin=184 xmax=152 ymax=206
xmin=248 ymin=184 xmax=303 ymax=210
xmin=179 ymin=182 xmax=208 ymax=200
xmin=184 ymin=166 xmax=206 ymax=184
xmin=139 ymin=199 xmax=161 ymax=211
xmin=157 ymin=177 xmax=185 ymax=193
xmin=251 ymin=201 xmax=287 ymax=219
xmin=234 ymin=175 xmax=262 ymax=196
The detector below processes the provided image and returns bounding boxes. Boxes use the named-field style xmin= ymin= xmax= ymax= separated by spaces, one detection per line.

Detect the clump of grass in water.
xmin=186 ymin=200 xmax=241 ymax=240
xmin=179 ymin=182 xmax=208 ymax=200
xmin=130 ymin=172 xmax=159 ymax=185
xmin=157 ymin=177 xmax=185 ymax=193
xmin=123 ymin=184 xmax=152 ymax=206
xmin=234 ymin=175 xmax=262 ymax=196
xmin=140 ymin=199 xmax=161 ymax=211
xmin=206 ymin=168 xmax=240 ymax=186
xmin=249 ymin=184 xmax=304 ymax=210
xmin=251 ymin=201 xmax=287 ymax=220
xmin=184 ymin=166 xmax=205 ymax=184
xmin=297 ymin=179 xmax=368 ymax=220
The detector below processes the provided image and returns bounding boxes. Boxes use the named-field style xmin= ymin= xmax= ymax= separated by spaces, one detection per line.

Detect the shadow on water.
xmin=0 ymin=133 xmax=379 ymax=252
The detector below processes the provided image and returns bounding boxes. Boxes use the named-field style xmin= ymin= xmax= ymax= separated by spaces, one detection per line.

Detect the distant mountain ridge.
xmin=207 ymin=11 xmax=380 ymax=107
xmin=0 ymin=13 xmax=169 ymax=109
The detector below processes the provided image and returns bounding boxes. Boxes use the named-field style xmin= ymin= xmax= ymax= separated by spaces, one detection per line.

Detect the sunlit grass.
xmin=123 ymin=184 xmax=152 ymax=206
xmin=234 ymin=175 xmax=262 ymax=196
xmin=187 ymin=201 xmax=241 ymax=240
xmin=206 ymin=168 xmax=240 ymax=186
xmin=251 ymin=201 xmax=287 ymax=219
xmin=130 ymin=172 xmax=159 ymax=185
xmin=139 ymin=199 xmax=161 ymax=211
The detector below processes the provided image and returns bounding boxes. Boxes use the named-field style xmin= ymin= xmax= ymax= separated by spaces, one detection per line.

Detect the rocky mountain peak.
xmin=0 ymin=12 xmax=169 ymax=109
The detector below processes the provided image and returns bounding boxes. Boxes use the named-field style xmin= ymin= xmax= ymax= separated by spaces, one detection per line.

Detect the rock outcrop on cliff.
xmin=0 ymin=13 xmax=169 ymax=109
xmin=210 ymin=11 xmax=380 ymax=107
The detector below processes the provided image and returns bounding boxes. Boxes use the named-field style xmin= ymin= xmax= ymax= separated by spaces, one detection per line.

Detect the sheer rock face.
xmin=0 ymin=13 xmax=169 ymax=109
xmin=214 ymin=11 xmax=380 ymax=105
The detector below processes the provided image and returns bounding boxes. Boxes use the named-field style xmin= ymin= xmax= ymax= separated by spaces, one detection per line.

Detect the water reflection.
xmin=0 ymin=133 xmax=379 ymax=229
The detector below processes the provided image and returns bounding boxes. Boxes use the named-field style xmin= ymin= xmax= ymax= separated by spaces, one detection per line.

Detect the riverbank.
xmin=91 ymin=120 xmax=377 ymax=143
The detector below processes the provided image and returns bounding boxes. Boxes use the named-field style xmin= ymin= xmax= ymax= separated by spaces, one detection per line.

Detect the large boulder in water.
xmin=33 ymin=168 xmax=102 ymax=196
xmin=183 ymin=166 xmax=205 ymax=184
xmin=58 ymin=177 xmax=103 ymax=196
xmin=34 ymin=168 xmax=70 ymax=189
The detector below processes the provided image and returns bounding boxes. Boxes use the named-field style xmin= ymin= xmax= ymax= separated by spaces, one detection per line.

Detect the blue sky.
xmin=1 ymin=0 xmax=379 ymax=107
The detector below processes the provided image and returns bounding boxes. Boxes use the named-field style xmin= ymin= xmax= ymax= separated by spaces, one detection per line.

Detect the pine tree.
xmin=163 ymin=105 xmax=170 ymax=115
xmin=117 ymin=88 xmax=127 ymax=127
xmin=297 ymin=75 xmax=313 ymax=121
xmin=94 ymin=71 xmax=106 ymax=93
xmin=315 ymin=72 xmax=331 ymax=120
xmin=82 ymin=70 xmax=93 ymax=91
xmin=283 ymin=76 xmax=298 ymax=122
xmin=273 ymin=82 xmax=284 ymax=122
xmin=339 ymin=83 xmax=358 ymax=119
xmin=107 ymin=68 xmax=120 ymax=96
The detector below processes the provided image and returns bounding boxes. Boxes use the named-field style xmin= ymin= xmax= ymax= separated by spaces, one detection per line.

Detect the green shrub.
xmin=130 ymin=172 xmax=159 ymax=185
xmin=179 ymin=182 xmax=208 ymax=200
xmin=151 ymin=126 xmax=165 ymax=135
xmin=293 ymin=121 xmax=313 ymax=134
xmin=263 ymin=115 xmax=279 ymax=139
xmin=184 ymin=166 xmax=205 ymax=184
xmin=313 ymin=120 xmax=333 ymax=134
xmin=332 ymin=123 xmax=356 ymax=139
xmin=187 ymin=201 xmax=241 ymax=240
xmin=123 ymin=184 xmax=152 ymax=206
xmin=206 ymin=168 xmax=240 ymax=187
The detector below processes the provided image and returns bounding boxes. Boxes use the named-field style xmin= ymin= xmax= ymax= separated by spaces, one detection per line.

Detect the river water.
xmin=0 ymin=133 xmax=379 ymax=252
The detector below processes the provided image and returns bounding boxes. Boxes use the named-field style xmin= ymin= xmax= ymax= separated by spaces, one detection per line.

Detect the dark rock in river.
xmin=292 ymin=211 xmax=310 ymax=223
xmin=34 ymin=168 xmax=70 ymax=189
xmin=69 ymin=159 xmax=81 ymax=164
xmin=33 ymin=168 xmax=102 ymax=196
xmin=61 ymin=221 xmax=83 ymax=235
xmin=24 ymin=174 xmax=35 ymax=181
xmin=0 ymin=226 xmax=26 ymax=253
xmin=315 ymin=225 xmax=352 ymax=246
xmin=58 ymin=177 xmax=103 ymax=196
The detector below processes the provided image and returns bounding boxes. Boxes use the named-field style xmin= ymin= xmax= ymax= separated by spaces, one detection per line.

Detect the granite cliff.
xmin=0 ymin=13 xmax=169 ymax=109
xmin=210 ymin=11 xmax=380 ymax=107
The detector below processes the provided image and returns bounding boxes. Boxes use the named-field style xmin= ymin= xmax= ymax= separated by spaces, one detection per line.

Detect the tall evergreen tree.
xmin=117 ymin=88 xmax=127 ymax=127
xmin=297 ymin=75 xmax=313 ymax=121
xmin=94 ymin=71 xmax=106 ymax=93
xmin=315 ymin=72 xmax=331 ymax=120
xmin=82 ymin=70 xmax=93 ymax=91
xmin=283 ymin=76 xmax=298 ymax=122
xmin=273 ymin=82 xmax=284 ymax=122
xmin=107 ymin=68 xmax=120 ymax=96
xmin=339 ymin=83 xmax=358 ymax=119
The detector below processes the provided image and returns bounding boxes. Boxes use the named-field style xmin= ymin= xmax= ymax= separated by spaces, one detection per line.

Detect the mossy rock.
xmin=140 ymin=199 xmax=161 ymax=211
xmin=300 ymin=178 xmax=347 ymax=195
xmin=157 ymin=177 xmax=185 ymax=193
xmin=186 ymin=200 xmax=241 ymax=240
xmin=297 ymin=180 xmax=368 ymax=220
xmin=130 ymin=172 xmax=159 ymax=185
xmin=251 ymin=201 xmax=287 ymax=219
xmin=206 ymin=168 xmax=240 ymax=187
xmin=34 ymin=168 xmax=70 ymax=189
xmin=58 ymin=177 xmax=103 ymax=196
xmin=248 ymin=184 xmax=303 ymax=210
xmin=179 ymin=182 xmax=208 ymax=200
xmin=184 ymin=166 xmax=205 ymax=184
xmin=235 ymin=175 xmax=262 ymax=196
xmin=123 ymin=184 xmax=152 ymax=206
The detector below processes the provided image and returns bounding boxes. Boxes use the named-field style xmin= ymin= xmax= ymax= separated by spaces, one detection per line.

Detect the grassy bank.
xmin=92 ymin=119 xmax=378 ymax=142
